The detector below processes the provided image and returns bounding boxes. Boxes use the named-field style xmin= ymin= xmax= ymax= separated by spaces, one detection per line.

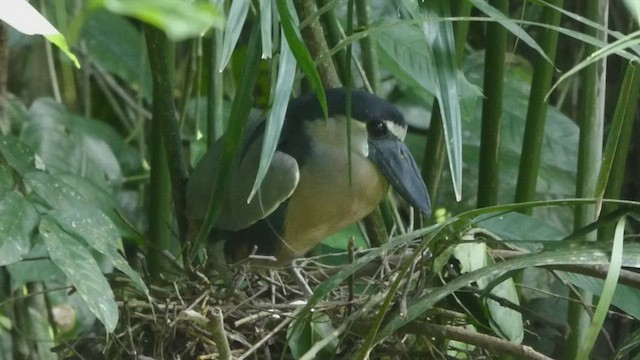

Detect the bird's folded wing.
xmin=186 ymin=126 xmax=299 ymax=232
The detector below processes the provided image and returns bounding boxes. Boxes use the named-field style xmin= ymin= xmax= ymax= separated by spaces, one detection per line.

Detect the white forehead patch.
xmin=384 ymin=120 xmax=407 ymax=141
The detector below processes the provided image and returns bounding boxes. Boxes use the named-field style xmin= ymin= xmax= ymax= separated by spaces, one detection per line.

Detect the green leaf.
xmin=23 ymin=171 xmax=135 ymax=240
xmin=192 ymin=22 xmax=263 ymax=254
xmin=0 ymin=135 xmax=37 ymax=175
xmin=0 ymin=191 xmax=39 ymax=266
xmin=47 ymin=207 xmax=148 ymax=295
xmin=218 ymin=0 xmax=250 ymax=71
xmin=623 ymin=0 xmax=640 ymax=25
xmin=260 ymin=0 xmax=274 ymax=59
xmin=0 ymin=161 xmax=16 ymax=196
xmin=97 ymin=0 xmax=224 ymax=41
xmin=475 ymin=211 xmax=567 ymax=250
xmin=374 ymin=242 xmax=640 ymax=347
xmin=549 ymin=30 xmax=640 ymax=97
xmin=419 ymin=1 xmax=463 ymax=201
xmin=595 ymin=62 xmax=640 ymax=207
xmin=457 ymin=52 xmax=578 ymax=233
xmin=467 ymin=0 xmax=551 ymax=64
xmin=6 ymin=239 xmax=64 ymax=291
xmin=40 ymin=218 xmax=118 ymax=332
xmin=577 ymin=217 xmax=625 ymax=359
xmin=0 ymin=0 xmax=80 ymax=67
xmin=453 ymin=242 xmax=524 ymax=343
xmin=275 ymin=0 xmax=327 ymax=118
xmin=288 ymin=312 xmax=340 ymax=359
xmin=21 ymin=98 xmax=124 ymax=188
xmin=249 ymin=28 xmax=297 ymax=201
xmin=81 ymin=10 xmax=153 ymax=100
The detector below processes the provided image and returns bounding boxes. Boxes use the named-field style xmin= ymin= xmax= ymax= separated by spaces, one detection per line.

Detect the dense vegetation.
xmin=1 ymin=0 xmax=639 ymax=359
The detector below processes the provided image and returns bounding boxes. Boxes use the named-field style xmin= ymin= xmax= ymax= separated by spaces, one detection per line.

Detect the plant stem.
xmin=477 ymin=0 xmax=508 ymax=208
xmin=601 ymin=61 xmax=640 ymax=239
xmin=294 ymin=0 xmax=341 ymax=87
xmin=355 ymin=0 xmax=380 ymax=93
xmin=514 ymin=0 xmax=564 ymax=211
xmin=565 ymin=1 xmax=608 ymax=358
xmin=144 ymin=25 xmax=190 ymax=276
xmin=317 ymin=0 xmax=348 ymax=82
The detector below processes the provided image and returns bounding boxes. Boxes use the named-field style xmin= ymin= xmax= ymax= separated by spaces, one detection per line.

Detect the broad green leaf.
xmin=40 ymin=218 xmax=118 ymax=332
xmin=455 ymin=52 xmax=578 ymax=233
xmin=0 ymin=191 xmax=39 ymax=265
xmin=475 ymin=211 xmax=567 ymax=250
xmin=560 ymin=272 xmax=640 ymax=321
xmin=47 ymin=207 xmax=148 ymax=295
xmin=81 ymin=10 xmax=153 ymax=100
xmin=453 ymin=242 xmax=524 ymax=343
xmin=0 ymin=162 xmax=15 ymax=196
xmin=289 ymin=313 xmax=338 ymax=359
xmin=24 ymin=171 xmax=86 ymax=210
xmin=275 ymin=0 xmax=327 ymax=118
xmin=21 ymin=99 xmax=124 ymax=188
xmin=218 ymin=0 xmax=250 ymax=71
xmin=0 ymin=135 xmax=37 ymax=175
xmin=0 ymin=0 xmax=80 ymax=67
xmin=22 ymin=171 xmax=135 ymax=240
xmin=96 ymin=0 xmax=224 ymax=41
xmin=249 ymin=28 xmax=296 ymax=201
xmin=6 ymin=239 xmax=64 ymax=291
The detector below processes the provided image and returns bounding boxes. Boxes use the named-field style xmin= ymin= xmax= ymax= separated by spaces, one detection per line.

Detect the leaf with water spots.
xmin=47 ymin=207 xmax=148 ymax=295
xmin=0 ymin=191 xmax=39 ymax=265
xmin=40 ymin=218 xmax=118 ymax=332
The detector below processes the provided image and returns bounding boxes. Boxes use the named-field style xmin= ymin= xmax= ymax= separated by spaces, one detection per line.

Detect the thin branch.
xmin=401 ymin=322 xmax=554 ymax=360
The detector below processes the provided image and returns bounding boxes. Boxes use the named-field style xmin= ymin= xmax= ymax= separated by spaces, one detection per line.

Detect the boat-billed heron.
xmin=186 ymin=88 xmax=431 ymax=266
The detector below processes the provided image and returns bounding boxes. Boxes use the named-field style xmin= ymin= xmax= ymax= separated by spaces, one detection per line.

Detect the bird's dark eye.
xmin=368 ymin=120 xmax=388 ymax=137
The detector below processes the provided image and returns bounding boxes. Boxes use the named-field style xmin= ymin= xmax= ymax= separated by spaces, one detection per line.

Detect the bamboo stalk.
xmin=477 ymin=0 xmax=508 ymax=208
xmin=565 ymin=1 xmax=608 ymax=358
xmin=514 ymin=0 xmax=564 ymax=210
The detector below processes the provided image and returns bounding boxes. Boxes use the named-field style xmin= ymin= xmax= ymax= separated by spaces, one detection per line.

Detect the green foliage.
xmin=2 ymin=0 xmax=640 ymax=359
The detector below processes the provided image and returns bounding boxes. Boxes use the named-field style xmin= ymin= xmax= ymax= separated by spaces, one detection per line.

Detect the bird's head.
xmin=285 ymin=88 xmax=432 ymax=217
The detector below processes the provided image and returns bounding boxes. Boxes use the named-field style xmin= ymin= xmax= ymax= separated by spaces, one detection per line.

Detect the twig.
xmin=236 ymin=308 xmax=300 ymax=360
xmin=401 ymin=322 xmax=554 ymax=360
xmin=208 ymin=307 xmax=231 ymax=360
xmin=489 ymin=249 xmax=640 ymax=288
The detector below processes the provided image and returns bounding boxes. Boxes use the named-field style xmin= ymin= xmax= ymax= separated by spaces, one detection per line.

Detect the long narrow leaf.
xmin=0 ymin=0 xmax=79 ymax=67
xmin=218 ymin=0 xmax=250 ymax=71
xmin=468 ymin=0 xmax=551 ymax=64
xmin=594 ymin=62 xmax=640 ymax=211
xmin=275 ymin=0 xmax=327 ymax=118
xmin=249 ymin=28 xmax=297 ymax=201
xmin=420 ymin=1 xmax=463 ymax=201
xmin=192 ymin=23 xmax=263 ymax=256
xmin=260 ymin=0 xmax=274 ymax=59
xmin=576 ymin=217 xmax=625 ymax=359
xmin=375 ymin=241 xmax=640 ymax=346
xmin=548 ymin=31 xmax=640 ymax=97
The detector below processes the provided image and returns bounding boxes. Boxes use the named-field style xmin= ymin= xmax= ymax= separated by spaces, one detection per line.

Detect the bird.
xmin=186 ymin=87 xmax=431 ymax=266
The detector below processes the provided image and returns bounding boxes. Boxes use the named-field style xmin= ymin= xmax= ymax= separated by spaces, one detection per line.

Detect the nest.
xmin=62 ymin=235 xmax=526 ymax=360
